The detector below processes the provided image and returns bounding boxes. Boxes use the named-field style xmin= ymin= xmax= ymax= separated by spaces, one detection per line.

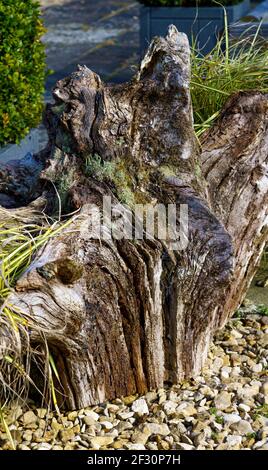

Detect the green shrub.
xmin=138 ymin=1 xmax=242 ymax=6
xmin=0 ymin=0 xmax=46 ymax=146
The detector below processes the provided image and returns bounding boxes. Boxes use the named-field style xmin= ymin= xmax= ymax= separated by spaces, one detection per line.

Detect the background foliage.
xmin=0 ymin=0 xmax=46 ymax=146
xmin=191 ymin=22 xmax=268 ymax=136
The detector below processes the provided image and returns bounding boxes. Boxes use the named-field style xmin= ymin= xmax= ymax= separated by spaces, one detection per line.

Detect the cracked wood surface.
xmin=1 ymin=27 xmax=268 ymax=408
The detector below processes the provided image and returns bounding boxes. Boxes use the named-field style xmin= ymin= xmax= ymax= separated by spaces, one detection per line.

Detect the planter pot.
xmin=140 ymin=0 xmax=250 ymax=55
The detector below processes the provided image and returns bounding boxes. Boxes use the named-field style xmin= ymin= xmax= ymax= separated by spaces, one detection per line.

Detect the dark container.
xmin=140 ymin=0 xmax=250 ymax=54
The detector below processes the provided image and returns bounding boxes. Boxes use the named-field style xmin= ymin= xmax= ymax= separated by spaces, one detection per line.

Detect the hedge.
xmin=0 ymin=0 xmax=46 ymax=146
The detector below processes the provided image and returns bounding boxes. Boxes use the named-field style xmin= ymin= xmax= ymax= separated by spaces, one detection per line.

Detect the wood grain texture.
xmin=0 ymin=26 xmax=267 ymax=408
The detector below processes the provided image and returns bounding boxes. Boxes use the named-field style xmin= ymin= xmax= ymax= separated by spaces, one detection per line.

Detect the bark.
xmin=201 ymin=91 xmax=268 ymax=321
xmin=0 ymin=26 xmax=268 ymax=408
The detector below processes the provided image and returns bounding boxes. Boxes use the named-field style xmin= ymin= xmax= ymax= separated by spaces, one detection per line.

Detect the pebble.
xmin=131 ymin=429 xmax=150 ymax=445
xmin=22 ymin=411 xmax=37 ymax=426
xmin=176 ymin=442 xmax=195 ymax=450
xmin=23 ymin=430 xmax=33 ymax=442
xmin=226 ymin=435 xmax=242 ymax=447
xmin=238 ymin=403 xmax=251 ymax=413
xmin=131 ymin=398 xmax=149 ymax=416
xmin=122 ymin=395 xmax=137 ymax=406
xmin=90 ymin=436 xmax=114 ymax=449
xmin=253 ymin=439 xmax=268 ymax=450
xmin=162 ymin=400 xmax=177 ymax=416
xmin=176 ymin=402 xmax=196 ymax=417
xmin=232 ymin=419 xmax=253 ymax=435
xmin=261 ymin=382 xmax=268 ymax=397
xmin=252 ymin=363 xmax=262 ymax=373
xmin=60 ymin=428 xmax=75 ymax=443
xmin=117 ymin=411 xmax=134 ymax=420
xmin=37 ymin=443 xmax=52 ymax=450
xmin=144 ymin=423 xmax=170 ymax=436
xmin=145 ymin=391 xmax=158 ymax=403
xmin=223 ymin=413 xmax=241 ymax=424
xmin=100 ymin=421 xmax=114 ymax=430
xmin=67 ymin=411 xmax=78 ymax=421
xmin=84 ymin=410 xmax=99 ymax=421
xmin=18 ymin=444 xmax=31 ymax=450
xmin=125 ymin=443 xmax=146 ymax=450
xmin=215 ymin=392 xmax=232 ymax=411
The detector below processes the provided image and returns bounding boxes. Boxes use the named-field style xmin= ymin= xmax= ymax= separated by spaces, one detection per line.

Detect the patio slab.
xmin=41 ymin=0 xmax=140 ymax=92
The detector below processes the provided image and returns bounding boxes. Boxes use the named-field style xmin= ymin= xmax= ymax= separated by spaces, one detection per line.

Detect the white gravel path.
xmin=1 ymin=308 xmax=267 ymax=451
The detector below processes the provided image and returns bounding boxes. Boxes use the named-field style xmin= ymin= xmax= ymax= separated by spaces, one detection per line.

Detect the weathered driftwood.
xmin=1 ymin=26 xmax=268 ymax=408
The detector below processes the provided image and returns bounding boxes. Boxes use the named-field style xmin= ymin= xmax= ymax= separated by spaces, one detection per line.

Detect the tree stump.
xmin=1 ymin=26 xmax=268 ymax=409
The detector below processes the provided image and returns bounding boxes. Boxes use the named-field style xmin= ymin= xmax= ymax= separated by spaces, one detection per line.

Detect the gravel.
xmin=0 ymin=311 xmax=268 ymax=450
